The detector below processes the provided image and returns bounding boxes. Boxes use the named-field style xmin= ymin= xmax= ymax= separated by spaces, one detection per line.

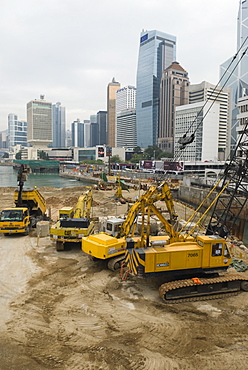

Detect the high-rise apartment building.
xmin=27 ymin=95 xmax=52 ymax=148
xmin=107 ymin=78 xmax=120 ymax=147
xmin=116 ymin=86 xmax=136 ymax=148
xmin=8 ymin=114 xmax=27 ymax=148
xmin=189 ymin=81 xmax=232 ymax=160
xmin=219 ymin=0 xmax=248 ymax=149
xmin=136 ymin=30 xmax=176 ymax=148
xmin=52 ymin=102 xmax=66 ymax=148
xmin=158 ymin=62 xmax=189 ymax=154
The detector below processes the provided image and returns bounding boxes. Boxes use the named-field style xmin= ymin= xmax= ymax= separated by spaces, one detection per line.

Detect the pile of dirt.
xmin=45 ymin=196 xmax=62 ymax=206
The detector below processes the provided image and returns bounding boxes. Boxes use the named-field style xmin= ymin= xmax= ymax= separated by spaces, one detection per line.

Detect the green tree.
xmin=157 ymin=151 xmax=173 ymax=159
xmin=130 ymin=153 xmax=144 ymax=163
xmin=2 ymin=152 xmax=9 ymax=158
xmin=15 ymin=151 xmax=22 ymax=159
xmin=133 ymin=146 xmax=142 ymax=154
xmin=38 ymin=150 xmax=49 ymax=160
xmin=80 ymin=159 xmax=104 ymax=165
xmin=144 ymin=145 xmax=163 ymax=160
xmin=110 ymin=155 xmax=122 ymax=163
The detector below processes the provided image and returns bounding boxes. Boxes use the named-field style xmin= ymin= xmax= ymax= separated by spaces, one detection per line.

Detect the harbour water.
xmin=0 ymin=165 xmax=90 ymax=188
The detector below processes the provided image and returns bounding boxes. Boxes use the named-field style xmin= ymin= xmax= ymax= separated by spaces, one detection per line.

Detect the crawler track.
xmin=159 ymin=274 xmax=248 ymax=303
xmin=107 ymin=256 xmax=125 ymax=271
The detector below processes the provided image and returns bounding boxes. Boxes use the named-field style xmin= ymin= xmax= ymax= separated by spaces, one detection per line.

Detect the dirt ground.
xmin=0 ymin=185 xmax=248 ymax=370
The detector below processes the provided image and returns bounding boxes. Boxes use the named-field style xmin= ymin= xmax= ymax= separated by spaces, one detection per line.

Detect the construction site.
xmin=0 ymin=168 xmax=248 ymax=369
xmin=0 ymin=108 xmax=248 ymax=368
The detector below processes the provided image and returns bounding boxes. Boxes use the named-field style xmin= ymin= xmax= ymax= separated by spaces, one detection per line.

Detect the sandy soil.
xmin=0 ymin=185 xmax=248 ymax=370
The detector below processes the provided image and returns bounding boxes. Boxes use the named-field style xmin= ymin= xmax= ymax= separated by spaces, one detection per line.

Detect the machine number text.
xmin=188 ymin=253 xmax=198 ymax=257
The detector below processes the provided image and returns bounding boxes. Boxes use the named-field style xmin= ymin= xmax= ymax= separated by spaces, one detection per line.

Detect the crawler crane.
xmin=124 ymin=122 xmax=248 ymax=303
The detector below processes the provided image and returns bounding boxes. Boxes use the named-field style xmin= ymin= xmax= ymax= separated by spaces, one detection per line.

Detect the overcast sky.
xmin=0 ymin=0 xmax=240 ymax=132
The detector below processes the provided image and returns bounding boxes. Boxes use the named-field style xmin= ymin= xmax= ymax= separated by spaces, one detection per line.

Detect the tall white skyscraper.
xmin=116 ymin=86 xmax=136 ymax=112
xmin=27 ymin=95 xmax=52 ymax=149
xmin=174 ymin=101 xmax=219 ymax=161
xmin=116 ymin=86 xmax=137 ymax=148
xmin=189 ymin=81 xmax=232 ymax=160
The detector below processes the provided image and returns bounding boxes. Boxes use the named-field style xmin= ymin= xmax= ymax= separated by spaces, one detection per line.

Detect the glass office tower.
xmin=219 ymin=0 xmax=248 ymax=150
xmin=52 ymin=102 xmax=66 ymax=148
xmin=8 ymin=114 xmax=27 ymax=148
xmin=136 ymin=30 xmax=176 ymax=148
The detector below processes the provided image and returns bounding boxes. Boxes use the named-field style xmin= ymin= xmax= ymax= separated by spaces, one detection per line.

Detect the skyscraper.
xmin=90 ymin=115 xmax=99 ymax=147
xmin=52 ymin=102 xmax=66 ymax=148
xmin=158 ymin=62 xmax=189 ymax=154
xmin=173 ymin=81 xmax=232 ymax=161
xmin=116 ymin=86 xmax=136 ymax=112
xmin=8 ymin=114 xmax=27 ymax=148
xmin=136 ymin=30 xmax=176 ymax=148
xmin=189 ymin=81 xmax=232 ymax=160
xmin=219 ymin=0 xmax=248 ymax=150
xmin=174 ymin=101 xmax=219 ymax=161
xmin=116 ymin=109 xmax=137 ymax=148
xmin=84 ymin=120 xmax=91 ymax=147
xmin=97 ymin=111 xmax=107 ymax=145
xmin=107 ymin=78 xmax=120 ymax=147
xmin=116 ymin=86 xmax=137 ymax=148
xmin=27 ymin=95 xmax=52 ymax=149
xmin=71 ymin=119 xmax=84 ymax=147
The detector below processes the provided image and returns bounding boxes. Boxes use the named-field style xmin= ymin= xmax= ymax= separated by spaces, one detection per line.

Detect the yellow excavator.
xmin=50 ymin=189 xmax=94 ymax=251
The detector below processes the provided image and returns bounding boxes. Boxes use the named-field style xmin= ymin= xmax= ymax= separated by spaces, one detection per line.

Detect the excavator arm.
xmin=74 ymin=189 xmax=92 ymax=219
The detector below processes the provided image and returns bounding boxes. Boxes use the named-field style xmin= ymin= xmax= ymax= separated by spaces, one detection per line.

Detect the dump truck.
xmin=0 ymin=164 xmax=47 ymax=235
xmin=50 ymin=189 xmax=95 ymax=251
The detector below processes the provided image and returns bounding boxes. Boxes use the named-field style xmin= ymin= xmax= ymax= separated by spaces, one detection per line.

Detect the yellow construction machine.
xmin=83 ymin=178 xmax=248 ymax=301
xmin=50 ymin=189 xmax=94 ymax=251
xmin=124 ymin=119 xmax=248 ymax=302
xmin=82 ymin=182 xmax=178 ymax=270
xmin=82 ymin=116 xmax=248 ymax=302
xmin=0 ymin=164 xmax=47 ymax=235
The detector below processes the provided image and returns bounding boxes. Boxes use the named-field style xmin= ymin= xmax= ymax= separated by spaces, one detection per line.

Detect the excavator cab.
xmin=59 ymin=207 xmax=74 ymax=220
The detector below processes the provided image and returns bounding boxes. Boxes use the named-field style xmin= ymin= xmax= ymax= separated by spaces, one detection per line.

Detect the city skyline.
xmin=0 ymin=0 xmax=239 ymax=132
